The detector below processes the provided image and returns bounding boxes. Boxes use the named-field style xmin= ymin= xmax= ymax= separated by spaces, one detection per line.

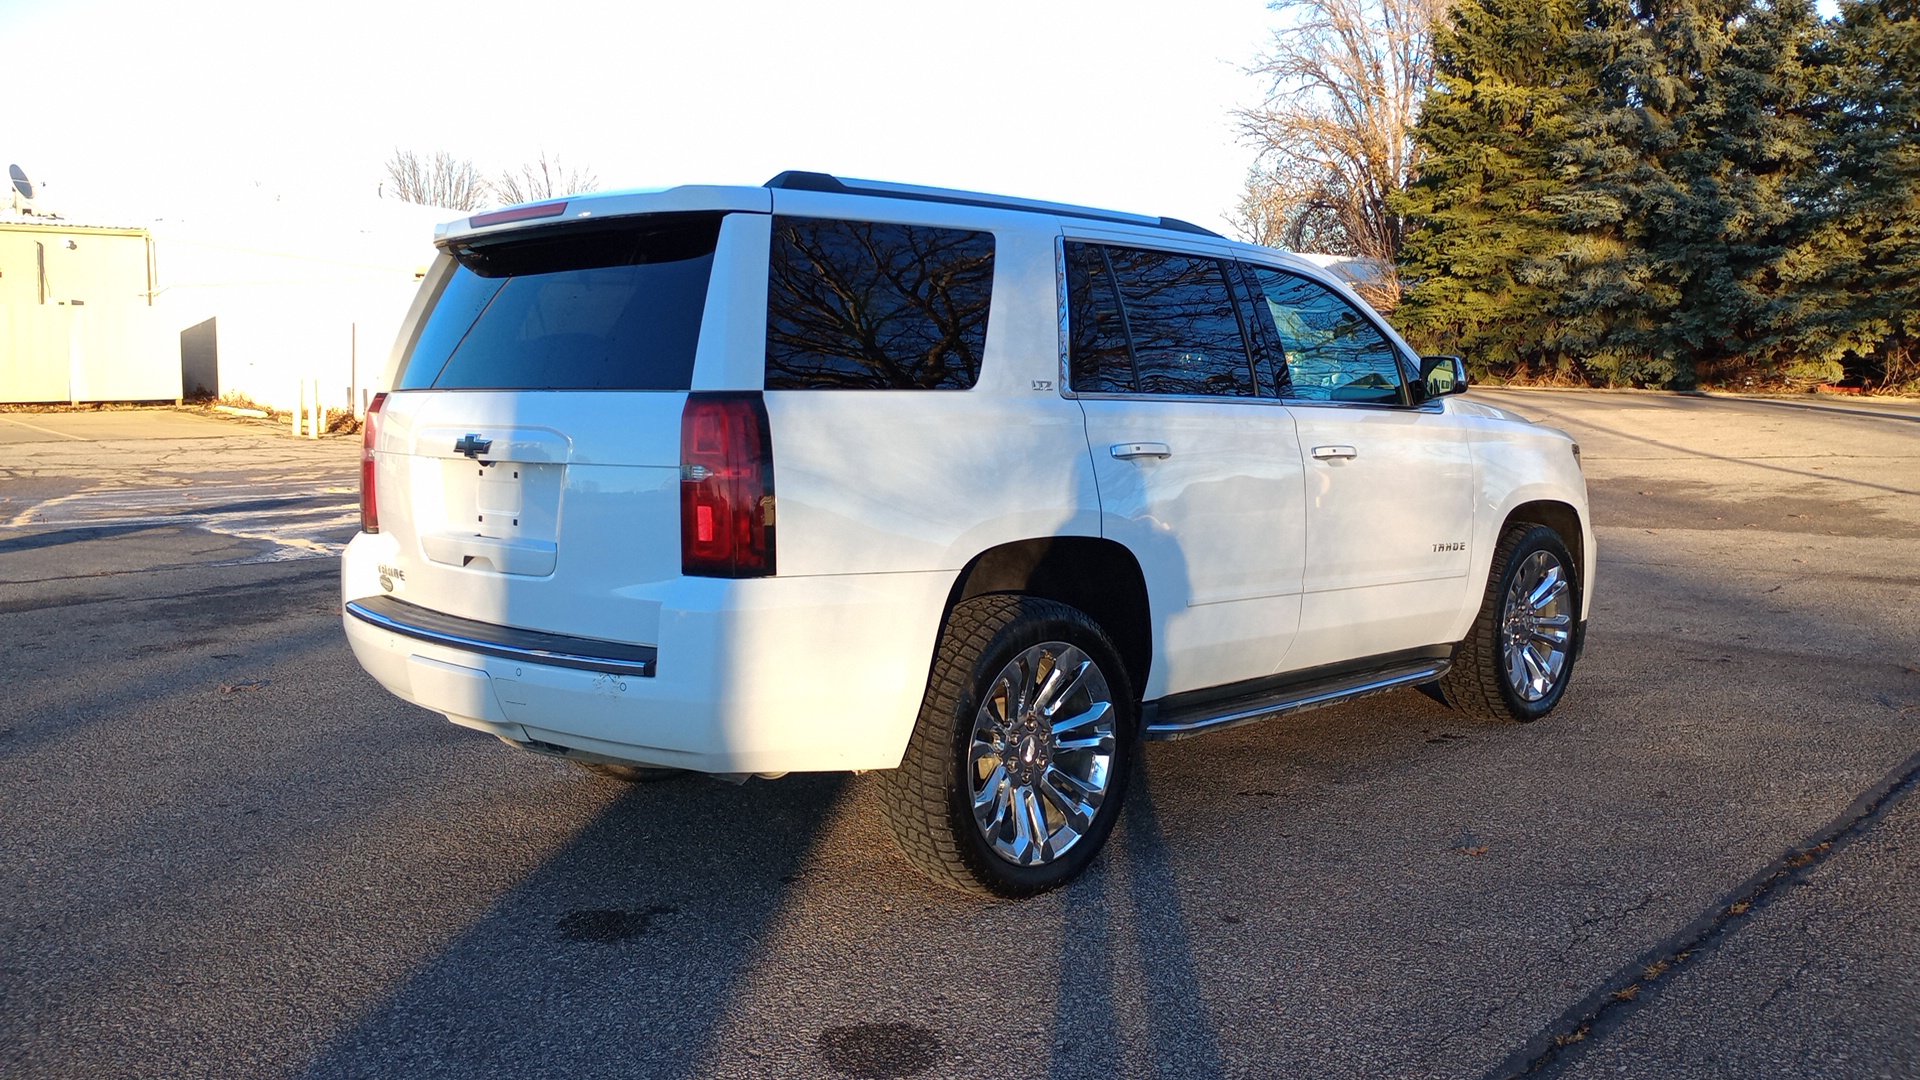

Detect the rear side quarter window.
xmin=765 ymin=217 xmax=994 ymax=390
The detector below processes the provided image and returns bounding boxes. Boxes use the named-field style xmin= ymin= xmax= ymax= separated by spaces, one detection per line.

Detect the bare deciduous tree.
xmin=383 ymin=149 xmax=490 ymax=211
xmin=1237 ymin=0 xmax=1449 ymax=303
xmin=494 ymin=152 xmax=601 ymax=206
xmin=1229 ymin=163 xmax=1350 ymax=252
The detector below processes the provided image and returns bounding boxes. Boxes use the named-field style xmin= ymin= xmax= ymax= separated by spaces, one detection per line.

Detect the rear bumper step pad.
xmin=346 ymin=595 xmax=657 ymax=678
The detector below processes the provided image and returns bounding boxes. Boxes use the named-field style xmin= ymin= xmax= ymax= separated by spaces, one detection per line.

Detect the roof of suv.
xmin=435 ymin=171 xmax=1226 ymax=246
xmin=761 ymin=171 xmax=1223 ymax=238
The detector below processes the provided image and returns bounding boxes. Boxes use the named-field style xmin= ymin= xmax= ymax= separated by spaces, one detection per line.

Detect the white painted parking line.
xmin=2 ymin=479 xmax=360 ymax=560
xmin=0 ymin=415 xmax=89 ymax=440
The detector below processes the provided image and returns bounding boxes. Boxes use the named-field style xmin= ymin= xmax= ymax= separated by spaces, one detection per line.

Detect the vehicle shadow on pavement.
xmin=291 ymin=770 xmax=850 ymax=1080
xmin=0 ymin=521 xmax=170 ymax=556
xmin=280 ymin=753 xmax=1245 ymax=1080
xmin=1049 ymin=769 xmax=1229 ymax=1080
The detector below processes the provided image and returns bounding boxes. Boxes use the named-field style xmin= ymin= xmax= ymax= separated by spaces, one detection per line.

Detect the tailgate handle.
xmin=1311 ymin=445 xmax=1358 ymax=460
xmin=1111 ymin=442 xmax=1172 ymax=460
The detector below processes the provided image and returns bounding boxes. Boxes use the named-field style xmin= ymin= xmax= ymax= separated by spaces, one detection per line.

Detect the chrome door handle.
xmin=1111 ymin=442 xmax=1172 ymax=460
xmin=1311 ymin=445 xmax=1358 ymax=460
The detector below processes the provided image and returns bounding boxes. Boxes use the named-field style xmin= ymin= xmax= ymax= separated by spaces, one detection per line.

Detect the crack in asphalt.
xmin=1481 ymin=747 xmax=1920 ymax=1079
xmin=1562 ymin=890 xmax=1661 ymax=955
xmin=1751 ymin=951 xmax=1816 ymax=1018
xmin=1679 ymin=393 xmax=1920 ymax=425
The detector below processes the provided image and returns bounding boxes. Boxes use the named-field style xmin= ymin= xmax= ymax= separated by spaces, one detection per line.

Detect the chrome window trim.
xmin=1279 ymin=397 xmax=1445 ymax=414
xmin=1055 ymin=234 xmax=1072 ymax=396
xmin=1064 ymin=390 xmax=1284 ymax=407
xmin=1063 ymin=390 xmax=1441 ymax=413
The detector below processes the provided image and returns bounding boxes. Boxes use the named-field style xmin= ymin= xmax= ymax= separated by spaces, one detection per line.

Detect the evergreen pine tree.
xmin=1395 ymin=0 xmax=1594 ymax=378
xmin=1676 ymin=0 xmax=1826 ymax=381
xmin=1802 ymin=0 xmax=1920 ymax=388
xmin=1550 ymin=0 xmax=1824 ymax=387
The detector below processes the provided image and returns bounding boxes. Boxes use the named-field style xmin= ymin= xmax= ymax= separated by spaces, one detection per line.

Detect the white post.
xmin=350 ymin=322 xmax=360 ymax=419
xmin=310 ymin=377 xmax=322 ymax=439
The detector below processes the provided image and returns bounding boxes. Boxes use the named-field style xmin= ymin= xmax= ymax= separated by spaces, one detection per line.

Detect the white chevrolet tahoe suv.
xmin=342 ymin=172 xmax=1592 ymax=897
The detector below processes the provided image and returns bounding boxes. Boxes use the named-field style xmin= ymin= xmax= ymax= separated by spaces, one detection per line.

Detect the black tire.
xmin=571 ymin=761 xmax=690 ymax=783
xmin=878 ymin=594 xmax=1137 ymax=898
xmin=1437 ymin=522 xmax=1581 ymax=722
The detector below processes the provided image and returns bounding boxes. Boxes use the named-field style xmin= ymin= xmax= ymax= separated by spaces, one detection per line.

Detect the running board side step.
xmin=1141 ymin=655 xmax=1451 ymax=740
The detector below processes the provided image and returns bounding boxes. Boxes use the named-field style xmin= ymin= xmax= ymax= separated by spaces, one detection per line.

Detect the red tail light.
xmin=361 ymin=392 xmax=387 ymax=534
xmin=680 ymin=392 xmax=775 ymax=578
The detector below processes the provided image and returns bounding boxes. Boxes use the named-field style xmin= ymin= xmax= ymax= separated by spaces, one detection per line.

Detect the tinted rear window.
xmin=1106 ymin=248 xmax=1255 ymax=397
xmin=1064 ymin=242 xmax=1135 ymax=393
xmin=396 ymin=213 xmax=722 ymax=391
xmin=765 ymin=216 xmax=994 ymax=390
xmin=1064 ymin=241 xmax=1257 ymax=397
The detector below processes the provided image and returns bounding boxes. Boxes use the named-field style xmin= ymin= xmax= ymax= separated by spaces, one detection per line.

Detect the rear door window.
xmin=1064 ymin=241 xmax=1258 ymax=397
xmin=765 ymin=217 xmax=995 ymax=390
xmin=1064 ymin=242 xmax=1134 ymax=393
xmin=396 ymin=213 xmax=722 ymax=391
xmin=1110 ymin=248 xmax=1256 ymax=397
xmin=1228 ymin=262 xmax=1293 ymax=397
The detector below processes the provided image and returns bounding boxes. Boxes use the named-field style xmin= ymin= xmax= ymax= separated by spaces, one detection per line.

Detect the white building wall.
xmin=1 ymin=193 xmax=453 ymax=408
xmin=0 ymin=224 xmax=180 ymax=403
xmin=148 ymin=196 xmax=449 ymax=414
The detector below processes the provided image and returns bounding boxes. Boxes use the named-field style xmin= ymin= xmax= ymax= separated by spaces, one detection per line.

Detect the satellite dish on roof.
xmin=6 ymin=164 xmax=57 ymax=218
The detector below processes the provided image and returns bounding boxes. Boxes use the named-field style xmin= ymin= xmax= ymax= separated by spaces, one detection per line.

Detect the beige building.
xmin=1 ymin=193 xmax=450 ymax=410
xmin=0 ymin=220 xmax=176 ymax=402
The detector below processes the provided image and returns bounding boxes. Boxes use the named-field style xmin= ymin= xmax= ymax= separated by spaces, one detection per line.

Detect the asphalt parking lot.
xmin=2 ymin=391 xmax=1916 ymax=1080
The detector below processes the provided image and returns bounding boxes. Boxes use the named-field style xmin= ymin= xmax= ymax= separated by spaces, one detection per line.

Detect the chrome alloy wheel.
xmin=968 ymin=641 xmax=1117 ymax=867
xmin=1501 ymin=550 xmax=1574 ymax=702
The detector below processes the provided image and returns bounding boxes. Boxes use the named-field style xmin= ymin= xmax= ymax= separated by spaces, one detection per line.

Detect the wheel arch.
xmin=938 ymin=537 xmax=1152 ymax=700
xmin=1500 ymin=499 xmax=1587 ymax=599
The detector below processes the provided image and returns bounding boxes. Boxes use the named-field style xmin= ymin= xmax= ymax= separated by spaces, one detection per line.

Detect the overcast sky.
xmin=5 ymin=0 xmax=1279 ymax=230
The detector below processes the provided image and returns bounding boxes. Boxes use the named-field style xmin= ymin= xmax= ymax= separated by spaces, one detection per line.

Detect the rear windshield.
xmin=395 ymin=213 xmax=723 ymax=391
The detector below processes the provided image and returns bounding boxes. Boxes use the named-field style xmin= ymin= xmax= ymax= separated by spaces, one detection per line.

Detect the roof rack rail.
xmin=763 ymin=171 xmax=1223 ymax=239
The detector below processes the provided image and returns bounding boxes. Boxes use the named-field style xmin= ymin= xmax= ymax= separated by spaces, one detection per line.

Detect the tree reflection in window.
xmin=1105 ymin=249 xmax=1257 ymax=397
xmin=1065 ymin=242 xmax=1259 ymax=397
xmin=1243 ymin=267 xmax=1404 ymax=404
xmin=1065 ymin=242 xmax=1134 ymax=393
xmin=766 ymin=217 xmax=994 ymax=390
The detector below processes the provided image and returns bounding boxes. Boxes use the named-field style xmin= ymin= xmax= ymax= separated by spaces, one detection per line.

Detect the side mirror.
xmin=1420 ymin=355 xmax=1470 ymax=398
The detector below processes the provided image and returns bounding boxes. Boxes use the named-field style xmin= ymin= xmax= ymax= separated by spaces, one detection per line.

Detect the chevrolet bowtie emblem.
xmin=454 ymin=433 xmax=493 ymax=460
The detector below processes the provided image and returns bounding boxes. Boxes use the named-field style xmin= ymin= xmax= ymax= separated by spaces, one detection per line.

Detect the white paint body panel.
xmin=1079 ymin=396 xmax=1306 ymax=698
xmin=1282 ymin=401 xmax=1478 ymax=671
xmin=342 ymin=560 xmax=952 ymax=772
xmin=1449 ymin=403 xmax=1597 ymax=629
